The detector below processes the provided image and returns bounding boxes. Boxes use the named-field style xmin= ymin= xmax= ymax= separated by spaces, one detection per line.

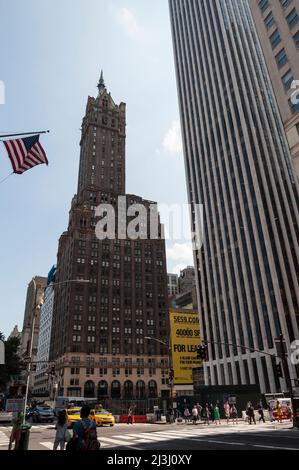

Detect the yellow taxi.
xmin=65 ymin=408 xmax=82 ymax=428
xmin=91 ymin=409 xmax=115 ymax=427
xmin=66 ymin=407 xmax=115 ymax=428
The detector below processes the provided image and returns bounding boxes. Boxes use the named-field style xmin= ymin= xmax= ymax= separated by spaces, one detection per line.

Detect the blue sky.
xmin=0 ymin=0 xmax=193 ymax=338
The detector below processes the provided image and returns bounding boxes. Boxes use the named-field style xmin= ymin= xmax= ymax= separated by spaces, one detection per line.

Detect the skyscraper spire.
xmin=97 ymin=70 xmax=106 ymax=94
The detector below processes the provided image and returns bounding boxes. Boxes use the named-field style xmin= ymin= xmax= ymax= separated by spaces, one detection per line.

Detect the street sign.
xmin=0 ymin=340 xmax=4 ymax=365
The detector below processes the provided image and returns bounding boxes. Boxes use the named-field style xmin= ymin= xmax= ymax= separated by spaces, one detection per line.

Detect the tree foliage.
xmin=0 ymin=333 xmax=22 ymax=393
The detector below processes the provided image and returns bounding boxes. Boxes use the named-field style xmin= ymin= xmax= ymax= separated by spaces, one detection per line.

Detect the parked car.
xmin=27 ymin=405 xmax=55 ymax=423
xmin=0 ymin=412 xmax=13 ymax=423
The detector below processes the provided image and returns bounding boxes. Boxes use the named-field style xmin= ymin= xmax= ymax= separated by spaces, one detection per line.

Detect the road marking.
xmin=40 ymin=442 xmax=53 ymax=450
xmin=205 ymin=439 xmax=245 ymax=446
xmin=124 ymin=433 xmax=172 ymax=442
xmin=100 ymin=437 xmax=139 ymax=446
xmin=0 ymin=431 xmax=9 ymax=449
xmin=40 ymin=440 xmax=110 ymax=450
xmin=154 ymin=432 xmax=205 ymax=439
xmin=253 ymin=444 xmax=298 ymax=450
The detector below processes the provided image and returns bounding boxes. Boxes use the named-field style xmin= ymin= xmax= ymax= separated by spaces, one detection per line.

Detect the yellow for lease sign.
xmin=169 ymin=310 xmax=202 ymax=385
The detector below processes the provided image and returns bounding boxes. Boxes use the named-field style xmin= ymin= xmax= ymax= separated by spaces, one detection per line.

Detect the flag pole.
xmin=0 ymin=172 xmax=13 ymax=185
xmin=0 ymin=130 xmax=50 ymax=140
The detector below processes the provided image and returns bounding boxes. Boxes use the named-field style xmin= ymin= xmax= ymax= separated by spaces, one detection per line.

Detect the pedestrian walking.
xmin=275 ymin=401 xmax=283 ymax=424
xmin=224 ymin=401 xmax=230 ymax=424
xmin=53 ymin=410 xmax=68 ymax=450
xmin=192 ymin=405 xmax=199 ymax=425
xmin=214 ymin=404 xmax=221 ymax=425
xmin=196 ymin=403 xmax=202 ymax=422
xmin=287 ymin=404 xmax=293 ymax=422
xmin=230 ymin=405 xmax=238 ymax=425
xmin=257 ymin=401 xmax=265 ymax=424
xmin=246 ymin=401 xmax=256 ymax=425
xmin=202 ymin=404 xmax=210 ymax=425
xmin=209 ymin=404 xmax=215 ymax=423
xmin=69 ymin=405 xmax=100 ymax=451
xmin=8 ymin=411 xmax=23 ymax=450
xmin=184 ymin=408 xmax=190 ymax=424
xmin=268 ymin=401 xmax=274 ymax=422
xmin=168 ymin=407 xmax=175 ymax=424
xmin=127 ymin=406 xmax=134 ymax=425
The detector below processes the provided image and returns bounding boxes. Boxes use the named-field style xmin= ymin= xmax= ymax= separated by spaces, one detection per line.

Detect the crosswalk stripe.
xmin=124 ymin=433 xmax=171 ymax=442
xmin=40 ymin=440 xmax=110 ymax=450
xmin=205 ymin=439 xmax=246 ymax=446
xmin=0 ymin=431 xmax=9 ymax=448
xmin=100 ymin=437 xmax=139 ymax=446
xmin=153 ymin=432 xmax=202 ymax=439
xmin=40 ymin=442 xmax=53 ymax=450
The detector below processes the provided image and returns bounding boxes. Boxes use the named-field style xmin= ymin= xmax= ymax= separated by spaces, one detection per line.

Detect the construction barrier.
xmin=119 ymin=415 xmax=147 ymax=424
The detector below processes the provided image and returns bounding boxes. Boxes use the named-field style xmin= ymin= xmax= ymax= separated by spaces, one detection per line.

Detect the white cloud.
xmin=119 ymin=7 xmax=140 ymax=38
xmin=162 ymin=120 xmax=183 ymax=154
xmin=166 ymin=242 xmax=194 ymax=274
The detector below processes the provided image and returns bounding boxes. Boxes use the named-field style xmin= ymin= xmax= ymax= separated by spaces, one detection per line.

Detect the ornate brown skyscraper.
xmin=77 ymin=72 xmax=126 ymax=196
xmin=49 ymin=74 xmax=170 ymax=402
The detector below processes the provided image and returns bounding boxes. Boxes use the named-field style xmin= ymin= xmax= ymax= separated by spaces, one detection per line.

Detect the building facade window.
xmin=270 ymin=29 xmax=282 ymax=48
xmin=264 ymin=11 xmax=275 ymax=29
xmin=275 ymin=48 xmax=288 ymax=68
xmin=286 ymin=8 xmax=299 ymax=29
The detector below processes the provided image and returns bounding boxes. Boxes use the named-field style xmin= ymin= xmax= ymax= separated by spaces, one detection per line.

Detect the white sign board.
xmin=5 ymin=399 xmax=25 ymax=413
xmin=0 ymin=340 xmax=4 ymax=365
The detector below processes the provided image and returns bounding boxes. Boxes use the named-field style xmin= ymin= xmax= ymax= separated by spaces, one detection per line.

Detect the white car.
xmin=0 ymin=412 xmax=13 ymax=423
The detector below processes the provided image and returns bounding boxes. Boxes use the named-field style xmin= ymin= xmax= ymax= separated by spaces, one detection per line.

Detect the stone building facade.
xmin=49 ymin=74 xmax=170 ymax=400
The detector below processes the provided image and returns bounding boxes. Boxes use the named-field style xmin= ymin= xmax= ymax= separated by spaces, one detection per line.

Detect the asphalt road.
xmin=0 ymin=420 xmax=297 ymax=451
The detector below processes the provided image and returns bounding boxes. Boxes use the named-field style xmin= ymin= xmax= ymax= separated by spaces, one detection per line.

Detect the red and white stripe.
xmin=3 ymin=139 xmax=48 ymax=174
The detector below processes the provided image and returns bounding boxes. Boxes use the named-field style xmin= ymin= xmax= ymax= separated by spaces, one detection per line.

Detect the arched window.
xmin=98 ymin=380 xmax=108 ymax=398
xmin=136 ymin=380 xmax=146 ymax=399
xmin=148 ymin=380 xmax=158 ymax=398
xmin=111 ymin=381 xmax=121 ymax=399
xmin=84 ymin=380 xmax=95 ymax=398
xmin=124 ymin=380 xmax=134 ymax=399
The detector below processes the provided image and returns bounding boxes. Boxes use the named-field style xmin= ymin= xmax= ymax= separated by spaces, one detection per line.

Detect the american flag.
xmin=3 ymin=134 xmax=48 ymax=174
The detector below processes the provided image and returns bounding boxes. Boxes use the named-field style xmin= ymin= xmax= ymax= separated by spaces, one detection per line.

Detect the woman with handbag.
xmin=53 ymin=410 xmax=69 ymax=450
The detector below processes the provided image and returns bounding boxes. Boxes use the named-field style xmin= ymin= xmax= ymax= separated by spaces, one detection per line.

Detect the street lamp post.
xmin=23 ymin=278 xmax=39 ymax=424
xmin=144 ymin=336 xmax=174 ymax=409
xmin=22 ymin=278 xmax=90 ymax=424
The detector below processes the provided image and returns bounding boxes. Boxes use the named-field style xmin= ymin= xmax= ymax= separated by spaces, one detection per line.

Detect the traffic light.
xmin=20 ymin=361 xmax=28 ymax=371
xmin=275 ymin=362 xmax=283 ymax=379
xmin=169 ymin=368 xmax=174 ymax=383
xmin=197 ymin=344 xmax=208 ymax=361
